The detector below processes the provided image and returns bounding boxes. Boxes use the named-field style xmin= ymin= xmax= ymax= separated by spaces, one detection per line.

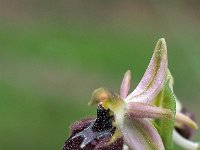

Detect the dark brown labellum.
xmin=63 ymin=105 xmax=123 ymax=150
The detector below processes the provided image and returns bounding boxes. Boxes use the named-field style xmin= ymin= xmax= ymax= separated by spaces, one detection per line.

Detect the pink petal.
xmin=126 ymin=102 xmax=173 ymax=119
xmin=125 ymin=38 xmax=168 ymax=103
xmin=121 ymin=117 xmax=164 ymax=150
xmin=120 ymin=70 xmax=131 ymax=99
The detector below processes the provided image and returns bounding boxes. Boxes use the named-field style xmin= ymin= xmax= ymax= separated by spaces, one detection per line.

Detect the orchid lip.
xmin=63 ymin=105 xmax=121 ymax=149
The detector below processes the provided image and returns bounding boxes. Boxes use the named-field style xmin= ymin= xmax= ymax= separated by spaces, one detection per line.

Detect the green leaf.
xmin=160 ymin=79 xmax=176 ymax=150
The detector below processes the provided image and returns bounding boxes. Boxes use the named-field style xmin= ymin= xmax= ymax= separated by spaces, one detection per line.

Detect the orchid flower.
xmin=88 ymin=38 xmax=173 ymax=150
xmin=62 ymin=38 xmax=199 ymax=150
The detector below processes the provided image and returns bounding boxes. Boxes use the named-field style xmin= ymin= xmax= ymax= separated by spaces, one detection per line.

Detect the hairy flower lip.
xmin=63 ymin=106 xmax=124 ymax=150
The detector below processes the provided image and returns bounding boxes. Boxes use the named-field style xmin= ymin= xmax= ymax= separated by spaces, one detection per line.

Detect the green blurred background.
xmin=0 ymin=1 xmax=200 ymax=149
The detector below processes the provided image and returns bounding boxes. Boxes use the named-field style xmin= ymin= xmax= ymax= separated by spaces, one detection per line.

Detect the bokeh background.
xmin=0 ymin=0 xmax=200 ymax=149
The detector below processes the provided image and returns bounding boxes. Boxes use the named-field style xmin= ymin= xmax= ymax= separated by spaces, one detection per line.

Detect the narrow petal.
xmin=173 ymin=130 xmax=200 ymax=150
xmin=126 ymin=102 xmax=173 ymax=119
xmin=120 ymin=70 xmax=131 ymax=99
xmin=176 ymin=112 xmax=198 ymax=129
xmin=121 ymin=117 xmax=164 ymax=150
xmin=125 ymin=38 xmax=168 ymax=103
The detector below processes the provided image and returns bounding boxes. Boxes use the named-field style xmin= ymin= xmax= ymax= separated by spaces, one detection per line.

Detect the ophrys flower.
xmin=63 ymin=38 xmax=199 ymax=150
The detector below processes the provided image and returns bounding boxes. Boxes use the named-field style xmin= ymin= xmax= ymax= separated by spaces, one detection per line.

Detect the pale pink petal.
xmin=126 ymin=102 xmax=173 ymax=119
xmin=120 ymin=70 xmax=131 ymax=99
xmin=121 ymin=117 xmax=164 ymax=150
xmin=125 ymin=38 xmax=168 ymax=103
